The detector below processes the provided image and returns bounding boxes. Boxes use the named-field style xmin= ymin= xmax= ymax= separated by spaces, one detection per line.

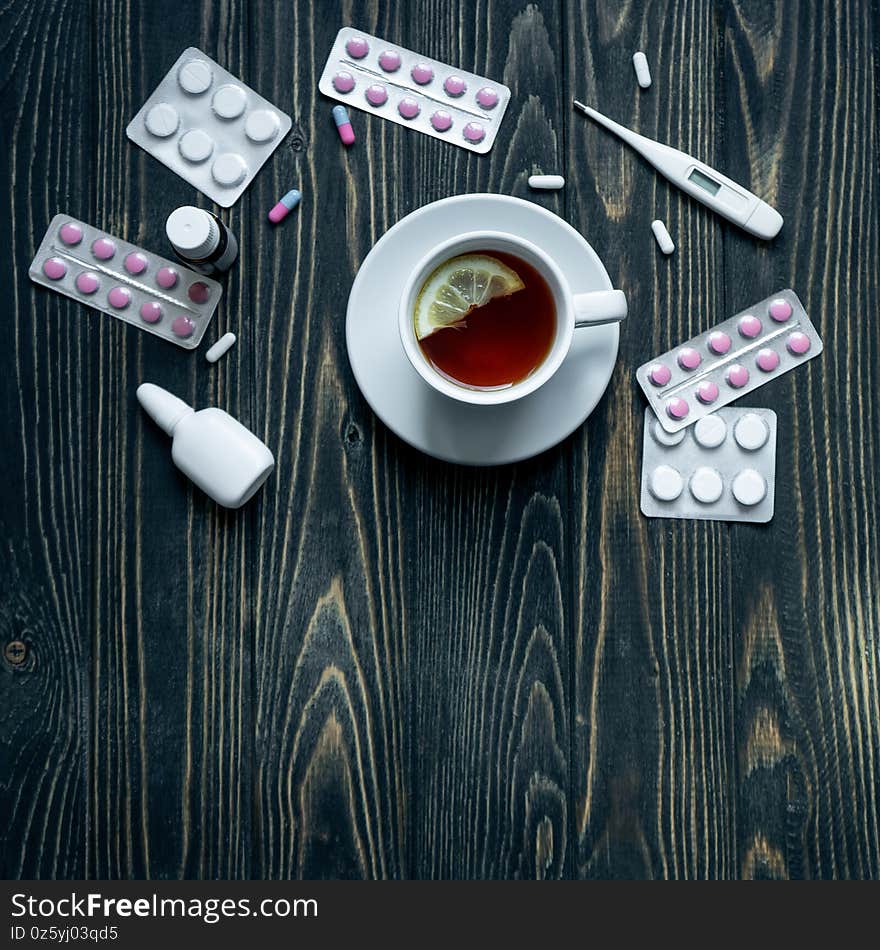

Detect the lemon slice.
xmin=414 ymin=254 xmax=525 ymax=340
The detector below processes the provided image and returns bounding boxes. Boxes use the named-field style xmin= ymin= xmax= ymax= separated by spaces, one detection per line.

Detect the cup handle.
xmin=573 ymin=289 xmax=628 ymax=327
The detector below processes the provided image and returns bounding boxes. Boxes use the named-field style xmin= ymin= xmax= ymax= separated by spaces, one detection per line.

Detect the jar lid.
xmin=166 ymin=206 xmax=219 ymax=259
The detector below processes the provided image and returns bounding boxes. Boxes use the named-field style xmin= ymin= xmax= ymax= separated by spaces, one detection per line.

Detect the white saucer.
xmin=345 ymin=194 xmax=620 ymax=465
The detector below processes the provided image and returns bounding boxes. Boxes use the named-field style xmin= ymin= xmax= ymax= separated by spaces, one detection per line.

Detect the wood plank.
xmin=723 ymin=0 xmax=880 ymax=879
xmin=566 ymin=0 xmax=736 ymax=878
xmin=0 ymin=0 xmax=95 ymax=880
xmin=88 ymin=0 xmax=256 ymax=879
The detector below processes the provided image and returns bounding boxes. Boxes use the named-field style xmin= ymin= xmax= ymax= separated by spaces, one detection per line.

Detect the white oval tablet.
xmin=211 ymin=152 xmax=248 ymax=187
xmin=178 ymin=128 xmax=214 ymax=163
xmin=245 ymin=109 xmax=281 ymax=143
xmin=178 ymin=58 xmax=213 ymax=94
xmin=651 ymin=418 xmax=685 ymax=447
xmin=649 ymin=464 xmax=683 ymax=502
xmin=732 ymin=469 xmax=767 ymax=506
xmin=144 ymin=102 xmax=179 ymax=137
xmin=205 ymin=332 xmax=237 ymax=364
xmin=212 ymin=83 xmax=248 ymax=119
xmin=528 ymin=174 xmax=565 ymax=190
xmin=694 ymin=414 xmax=727 ymax=448
xmin=689 ymin=466 xmax=723 ymax=504
xmin=734 ymin=413 xmax=769 ymax=451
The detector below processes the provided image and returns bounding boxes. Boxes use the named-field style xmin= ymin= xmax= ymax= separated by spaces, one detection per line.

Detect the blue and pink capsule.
xmin=268 ymin=189 xmax=301 ymax=224
xmin=332 ymin=105 xmax=355 ymax=146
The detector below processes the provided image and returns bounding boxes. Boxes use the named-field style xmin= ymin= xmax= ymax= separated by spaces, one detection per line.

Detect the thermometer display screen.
xmin=689 ymin=168 xmax=721 ymax=196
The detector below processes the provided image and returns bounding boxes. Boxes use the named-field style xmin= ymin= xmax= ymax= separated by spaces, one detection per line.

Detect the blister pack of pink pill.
xmin=637 ymin=289 xmax=822 ymax=433
xmin=318 ymin=27 xmax=510 ymax=153
xmin=29 ymin=215 xmax=222 ymax=350
xmin=641 ymin=407 xmax=777 ymax=523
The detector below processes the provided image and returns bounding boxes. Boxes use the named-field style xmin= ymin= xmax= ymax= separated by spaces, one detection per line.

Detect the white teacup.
xmin=398 ymin=230 xmax=627 ymax=406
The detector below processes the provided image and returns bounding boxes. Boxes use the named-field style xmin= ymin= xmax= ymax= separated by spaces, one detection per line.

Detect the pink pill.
xmin=378 ymin=50 xmax=401 ymax=72
xmin=726 ymin=364 xmax=749 ymax=388
xmin=75 ymin=272 xmax=99 ymax=294
xmin=787 ymin=331 xmax=811 ymax=355
xmin=345 ymin=37 xmax=369 ymax=59
xmin=188 ymin=281 xmax=210 ymax=304
xmin=92 ymin=238 xmax=116 ymax=260
xmin=411 ymin=63 xmax=433 ymax=85
xmin=476 ymin=87 xmax=499 ymax=109
xmin=769 ymin=298 xmax=793 ymax=322
xmin=140 ymin=301 xmax=163 ymax=324
xmin=738 ymin=314 xmax=762 ymax=338
xmin=172 ymin=315 xmax=195 ymax=338
xmin=124 ymin=252 xmax=148 ymax=275
xmin=666 ymin=397 xmax=689 ymax=420
xmin=365 ymin=84 xmax=387 ymax=106
xmin=332 ymin=71 xmax=355 ymax=93
xmin=398 ymin=97 xmax=420 ymax=119
xmin=444 ymin=75 xmax=467 ymax=97
xmin=430 ymin=110 xmax=453 ymax=132
xmin=677 ymin=347 xmax=702 ymax=370
xmin=156 ymin=266 xmax=178 ymax=289
xmin=696 ymin=381 xmax=719 ymax=404
xmin=707 ymin=330 xmax=731 ymax=355
xmin=648 ymin=363 xmax=672 ymax=386
xmin=59 ymin=222 xmax=83 ymax=245
xmin=463 ymin=122 xmax=485 ymax=143
xmin=755 ymin=348 xmax=780 ymax=372
xmin=42 ymin=257 xmax=67 ymax=280
xmin=108 ymin=286 xmax=131 ymax=309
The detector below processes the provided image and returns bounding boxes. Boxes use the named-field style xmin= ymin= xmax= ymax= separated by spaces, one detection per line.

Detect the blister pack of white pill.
xmin=640 ymin=407 xmax=776 ymax=523
xmin=318 ymin=27 xmax=510 ymax=153
xmin=636 ymin=289 xmax=822 ymax=433
xmin=127 ymin=48 xmax=291 ymax=207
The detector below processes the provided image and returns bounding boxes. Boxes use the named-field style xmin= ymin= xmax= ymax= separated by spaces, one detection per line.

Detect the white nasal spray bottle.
xmin=137 ymin=383 xmax=274 ymax=508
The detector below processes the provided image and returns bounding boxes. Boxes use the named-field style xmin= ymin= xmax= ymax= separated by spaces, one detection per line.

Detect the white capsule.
xmin=528 ymin=174 xmax=565 ymax=190
xmin=651 ymin=218 xmax=675 ymax=255
xmin=205 ymin=332 xmax=237 ymax=364
xmin=633 ymin=51 xmax=652 ymax=89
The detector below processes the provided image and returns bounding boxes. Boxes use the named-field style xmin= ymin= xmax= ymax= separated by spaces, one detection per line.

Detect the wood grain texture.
xmin=0 ymin=0 xmax=877 ymax=880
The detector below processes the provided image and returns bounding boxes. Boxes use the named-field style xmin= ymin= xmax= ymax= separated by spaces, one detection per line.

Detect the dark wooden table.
xmin=2 ymin=0 xmax=878 ymax=880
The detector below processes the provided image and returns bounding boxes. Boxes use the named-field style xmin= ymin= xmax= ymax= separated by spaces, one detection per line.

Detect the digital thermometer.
xmin=573 ymin=101 xmax=783 ymax=240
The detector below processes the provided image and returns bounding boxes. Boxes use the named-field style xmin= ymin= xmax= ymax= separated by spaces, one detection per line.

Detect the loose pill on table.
xmin=268 ymin=189 xmax=302 ymax=224
xmin=528 ymin=175 xmax=565 ymax=190
xmin=633 ymin=51 xmax=652 ymax=89
xmin=651 ymin=219 xmax=675 ymax=254
xmin=206 ymin=332 xmax=237 ymax=363
xmin=332 ymin=104 xmax=355 ymax=145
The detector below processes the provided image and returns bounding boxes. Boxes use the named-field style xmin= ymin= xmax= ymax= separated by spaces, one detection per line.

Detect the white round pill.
xmin=212 ymin=83 xmax=248 ymax=119
xmin=211 ymin=152 xmax=248 ymax=187
xmin=649 ymin=464 xmax=684 ymax=502
xmin=733 ymin=413 xmax=769 ymax=451
xmin=732 ymin=469 xmax=767 ymax=506
xmin=693 ymin=414 xmax=727 ymax=448
xmin=245 ymin=109 xmax=280 ymax=143
xmin=651 ymin=418 xmax=685 ymax=447
xmin=178 ymin=128 xmax=214 ymax=163
xmin=144 ymin=102 xmax=179 ymax=137
xmin=178 ymin=58 xmax=213 ymax=94
xmin=689 ymin=466 xmax=724 ymax=504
